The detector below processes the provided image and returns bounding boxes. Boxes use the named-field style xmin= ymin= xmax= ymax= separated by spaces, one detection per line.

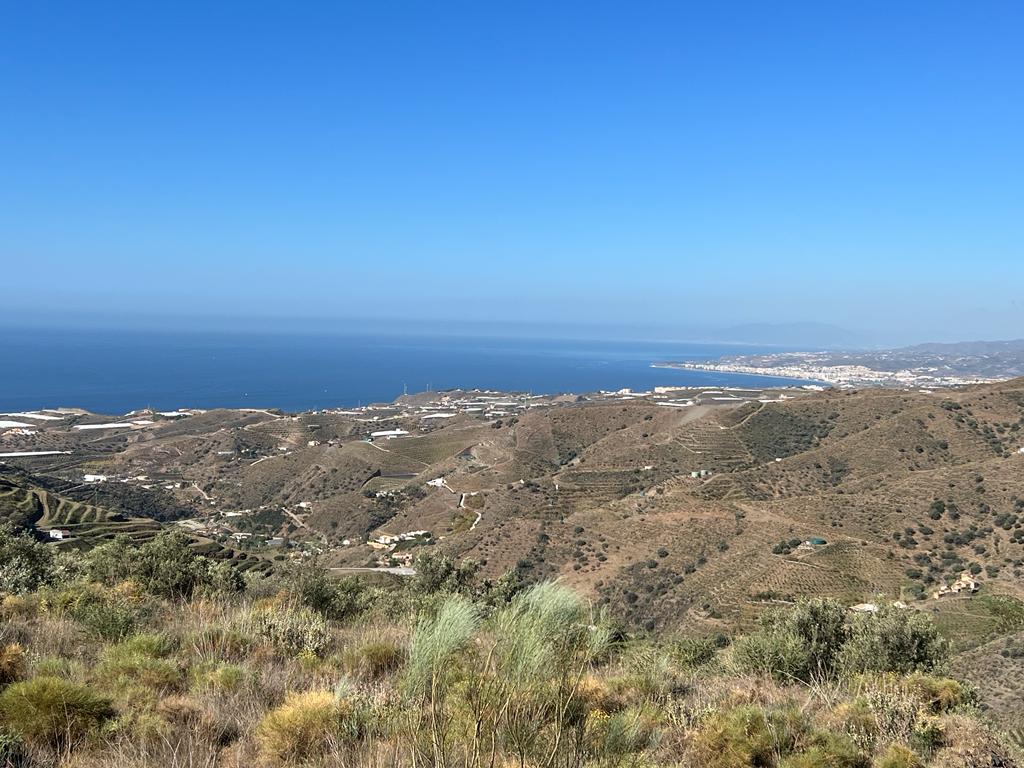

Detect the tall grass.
xmin=0 ymin=569 xmax=1019 ymax=768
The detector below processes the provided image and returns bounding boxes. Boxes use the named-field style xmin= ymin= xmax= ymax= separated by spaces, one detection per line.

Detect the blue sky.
xmin=2 ymin=2 xmax=1021 ymax=344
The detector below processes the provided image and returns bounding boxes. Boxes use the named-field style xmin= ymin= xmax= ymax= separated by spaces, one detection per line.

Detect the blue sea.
xmin=0 ymin=329 xmax=810 ymax=414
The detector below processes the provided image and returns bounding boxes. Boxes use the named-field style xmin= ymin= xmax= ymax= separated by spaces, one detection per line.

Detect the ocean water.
xmin=0 ymin=329 xmax=810 ymax=414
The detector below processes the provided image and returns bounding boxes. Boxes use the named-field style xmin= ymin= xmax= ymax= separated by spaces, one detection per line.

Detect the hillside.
xmin=0 ymin=527 xmax=1021 ymax=768
xmin=4 ymin=379 xmax=1024 ymax=733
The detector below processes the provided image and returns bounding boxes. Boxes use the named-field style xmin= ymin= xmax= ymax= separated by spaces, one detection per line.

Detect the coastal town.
xmin=657 ymin=345 xmax=1022 ymax=389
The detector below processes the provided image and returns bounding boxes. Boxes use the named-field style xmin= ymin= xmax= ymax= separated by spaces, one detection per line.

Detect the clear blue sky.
xmin=2 ymin=2 xmax=1021 ymax=344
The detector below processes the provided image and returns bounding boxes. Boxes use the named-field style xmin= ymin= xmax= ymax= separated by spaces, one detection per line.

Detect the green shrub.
xmin=669 ymin=636 xmax=719 ymax=671
xmin=841 ymin=606 xmax=948 ymax=675
xmin=875 ymin=743 xmax=923 ymax=768
xmin=94 ymin=633 xmax=182 ymax=695
xmin=403 ymin=596 xmax=480 ymax=697
xmin=0 ymin=676 xmax=113 ymax=751
xmin=733 ymin=599 xmax=848 ymax=683
xmin=730 ymin=627 xmax=811 ymax=683
xmin=235 ymin=604 xmax=333 ymax=656
xmin=66 ymin=591 xmax=143 ymax=641
xmin=586 ymin=705 xmax=658 ymax=767
xmin=904 ymin=674 xmax=976 ymax=713
xmin=732 ymin=600 xmax=946 ymax=684
xmin=256 ymin=689 xmax=372 ymax=764
xmin=82 ymin=536 xmax=137 ymax=587
xmin=617 ymin=647 xmax=683 ymax=702
xmin=689 ymin=705 xmax=807 ymax=767
xmin=0 ymin=524 xmax=58 ymax=594
xmin=0 ymin=729 xmax=26 ymax=768
xmin=190 ymin=662 xmax=251 ymax=693
xmin=186 ymin=625 xmax=252 ymax=660
xmin=30 ymin=656 xmax=79 ymax=680
xmin=210 ymin=560 xmax=246 ymax=594
xmin=343 ymin=639 xmax=406 ymax=680
xmin=780 ymin=731 xmax=869 ymax=768
xmin=280 ymin=565 xmax=366 ymax=621
xmin=84 ymin=532 xmax=215 ymax=599
xmin=411 ymin=551 xmax=480 ymax=596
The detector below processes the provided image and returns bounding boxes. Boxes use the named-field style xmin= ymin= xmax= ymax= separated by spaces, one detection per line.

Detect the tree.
xmin=0 ymin=523 xmax=57 ymax=594
xmin=732 ymin=598 xmax=848 ymax=683
xmin=280 ymin=563 xmax=365 ymax=621
xmin=82 ymin=535 xmax=137 ymax=586
xmin=840 ymin=605 xmax=948 ymax=675
xmin=411 ymin=551 xmax=480 ymax=596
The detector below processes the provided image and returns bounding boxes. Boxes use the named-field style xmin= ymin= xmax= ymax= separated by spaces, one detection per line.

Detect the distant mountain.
xmin=898 ymin=338 xmax=1024 ymax=356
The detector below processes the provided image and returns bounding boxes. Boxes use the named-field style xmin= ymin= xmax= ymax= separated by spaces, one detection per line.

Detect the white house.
xmin=48 ymin=528 xmax=72 ymax=540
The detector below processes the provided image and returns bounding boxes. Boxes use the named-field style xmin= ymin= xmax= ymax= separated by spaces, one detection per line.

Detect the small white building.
xmin=83 ymin=474 xmax=109 ymax=483
xmin=48 ymin=528 xmax=72 ymax=540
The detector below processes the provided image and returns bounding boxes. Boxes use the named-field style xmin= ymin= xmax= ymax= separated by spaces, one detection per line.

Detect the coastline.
xmin=652 ymin=361 xmax=1003 ymax=389
xmin=651 ymin=362 xmax=829 ymax=387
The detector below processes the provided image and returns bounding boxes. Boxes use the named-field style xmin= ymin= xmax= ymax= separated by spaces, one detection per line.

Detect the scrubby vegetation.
xmin=0 ymin=525 xmax=1020 ymax=767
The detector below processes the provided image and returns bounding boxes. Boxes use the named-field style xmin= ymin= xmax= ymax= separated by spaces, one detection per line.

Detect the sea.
xmin=0 ymin=328 xmax=811 ymax=414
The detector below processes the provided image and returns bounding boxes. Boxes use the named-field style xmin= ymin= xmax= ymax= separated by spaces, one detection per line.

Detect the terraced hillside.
xmin=4 ymin=381 xmax=1024 ymax=730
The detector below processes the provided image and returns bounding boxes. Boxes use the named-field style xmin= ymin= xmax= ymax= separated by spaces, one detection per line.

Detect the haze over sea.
xmin=0 ymin=329 xmax=812 ymax=414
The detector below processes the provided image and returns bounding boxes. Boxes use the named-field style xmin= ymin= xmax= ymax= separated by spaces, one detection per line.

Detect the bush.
xmin=669 ymin=636 xmax=718 ymax=671
xmin=0 ymin=729 xmax=26 ymax=768
xmin=731 ymin=630 xmax=810 ymax=683
xmin=280 ymin=566 xmax=365 ymax=621
xmin=841 ymin=606 xmax=947 ymax=675
xmin=875 ymin=744 xmax=923 ymax=768
xmin=403 ymin=596 xmax=480 ymax=697
xmin=82 ymin=536 xmax=137 ymax=587
xmin=235 ymin=605 xmax=333 ymax=657
xmin=904 ymin=674 xmax=976 ymax=713
xmin=0 ymin=524 xmax=58 ymax=594
xmin=94 ymin=633 xmax=182 ymax=698
xmin=0 ymin=644 xmax=25 ymax=687
xmin=84 ymin=532 xmax=215 ymax=599
xmin=781 ymin=731 xmax=869 ymax=768
xmin=732 ymin=599 xmax=848 ymax=682
xmin=256 ymin=689 xmax=371 ymax=764
xmin=343 ymin=639 xmax=406 ymax=680
xmin=65 ymin=589 xmax=145 ymax=641
xmin=0 ymin=677 xmax=113 ymax=752
xmin=689 ymin=705 xmax=806 ymax=767
xmin=585 ymin=705 xmax=658 ymax=766
xmin=411 ymin=551 xmax=480 ymax=596
xmin=190 ymin=662 xmax=251 ymax=694
xmin=732 ymin=600 xmax=946 ymax=683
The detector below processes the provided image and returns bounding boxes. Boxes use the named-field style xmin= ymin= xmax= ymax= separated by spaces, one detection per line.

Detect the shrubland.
xmin=0 ymin=524 xmax=1019 ymax=768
